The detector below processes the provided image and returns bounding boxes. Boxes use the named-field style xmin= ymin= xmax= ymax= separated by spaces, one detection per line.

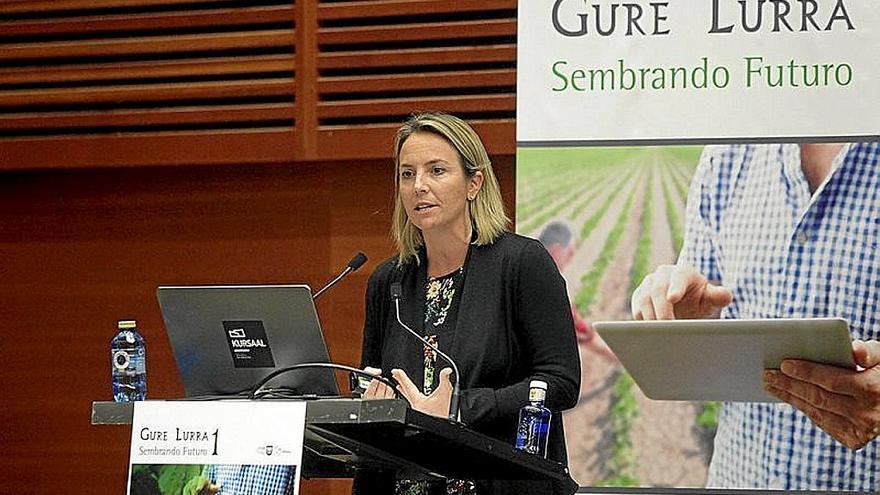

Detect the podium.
xmin=92 ymin=398 xmax=575 ymax=489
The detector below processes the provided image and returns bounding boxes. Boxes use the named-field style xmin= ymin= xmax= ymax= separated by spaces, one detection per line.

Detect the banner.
xmin=128 ymin=401 xmax=306 ymax=495
xmin=518 ymin=0 xmax=880 ymax=145
xmin=516 ymin=0 xmax=878 ymax=487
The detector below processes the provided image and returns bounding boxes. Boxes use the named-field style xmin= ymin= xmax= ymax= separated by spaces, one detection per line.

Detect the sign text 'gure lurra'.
xmin=551 ymin=0 xmax=854 ymax=37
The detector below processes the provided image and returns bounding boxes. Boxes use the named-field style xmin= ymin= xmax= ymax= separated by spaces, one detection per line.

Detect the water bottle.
xmin=111 ymin=320 xmax=147 ymax=402
xmin=515 ymin=380 xmax=552 ymax=457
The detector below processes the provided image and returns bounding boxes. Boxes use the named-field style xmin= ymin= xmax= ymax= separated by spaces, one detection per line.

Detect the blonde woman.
xmin=358 ymin=113 xmax=580 ymax=495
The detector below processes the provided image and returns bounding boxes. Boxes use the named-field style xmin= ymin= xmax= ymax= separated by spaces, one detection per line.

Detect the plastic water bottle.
xmin=515 ymin=380 xmax=552 ymax=457
xmin=111 ymin=320 xmax=147 ymax=402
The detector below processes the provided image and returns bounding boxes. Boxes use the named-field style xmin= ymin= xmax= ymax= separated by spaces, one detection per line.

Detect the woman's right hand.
xmin=362 ymin=367 xmax=396 ymax=399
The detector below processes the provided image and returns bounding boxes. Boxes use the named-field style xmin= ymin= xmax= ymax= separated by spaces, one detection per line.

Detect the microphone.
xmin=390 ymin=282 xmax=461 ymax=421
xmin=313 ymin=252 xmax=368 ymax=300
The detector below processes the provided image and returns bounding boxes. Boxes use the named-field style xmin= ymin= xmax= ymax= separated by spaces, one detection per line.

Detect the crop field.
xmin=516 ymin=146 xmax=707 ymax=487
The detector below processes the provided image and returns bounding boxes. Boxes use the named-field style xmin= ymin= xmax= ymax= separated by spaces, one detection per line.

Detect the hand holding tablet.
xmin=763 ymin=338 xmax=880 ymax=450
xmin=627 ymin=265 xmax=880 ymax=450
xmin=593 ymin=318 xmax=855 ymax=402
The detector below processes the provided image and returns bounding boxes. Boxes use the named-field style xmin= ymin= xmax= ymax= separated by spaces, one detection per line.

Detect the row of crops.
xmin=516 ymin=147 xmax=701 ymax=486
xmin=517 ymin=149 xmax=696 ymax=320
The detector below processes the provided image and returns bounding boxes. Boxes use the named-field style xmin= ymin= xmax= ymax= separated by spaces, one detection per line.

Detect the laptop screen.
xmin=157 ymin=284 xmax=340 ymax=398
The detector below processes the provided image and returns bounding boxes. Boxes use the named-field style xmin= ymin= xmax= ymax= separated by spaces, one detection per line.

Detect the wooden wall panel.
xmin=0 ymin=155 xmax=515 ymax=494
xmin=0 ymin=1 xmax=519 ymax=493
xmin=313 ymin=0 xmax=517 ymax=160
xmin=0 ymin=0 xmax=297 ymax=168
xmin=0 ymin=0 xmax=517 ymax=168
xmin=0 ymin=130 xmax=296 ymax=170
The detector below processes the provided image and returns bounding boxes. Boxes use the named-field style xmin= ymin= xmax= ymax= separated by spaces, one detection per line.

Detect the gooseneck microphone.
xmin=390 ymin=282 xmax=461 ymax=422
xmin=313 ymin=252 xmax=368 ymax=300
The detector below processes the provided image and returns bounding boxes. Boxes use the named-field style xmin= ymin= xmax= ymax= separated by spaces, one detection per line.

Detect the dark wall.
xmin=0 ymin=156 xmax=514 ymax=494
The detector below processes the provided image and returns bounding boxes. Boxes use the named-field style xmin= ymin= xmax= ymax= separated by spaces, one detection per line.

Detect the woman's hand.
xmin=362 ymin=367 xmax=395 ymax=399
xmin=392 ymin=367 xmax=453 ymax=418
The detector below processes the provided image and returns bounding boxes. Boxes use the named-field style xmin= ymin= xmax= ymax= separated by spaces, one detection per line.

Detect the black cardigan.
xmin=359 ymin=232 xmax=581 ymax=494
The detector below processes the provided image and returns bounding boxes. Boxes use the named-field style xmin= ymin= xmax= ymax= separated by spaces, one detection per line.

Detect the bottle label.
xmin=529 ymin=388 xmax=546 ymax=402
xmin=113 ymin=349 xmax=131 ymax=371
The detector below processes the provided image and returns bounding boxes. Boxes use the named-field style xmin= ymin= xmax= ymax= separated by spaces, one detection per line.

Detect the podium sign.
xmin=127 ymin=401 xmax=306 ymax=495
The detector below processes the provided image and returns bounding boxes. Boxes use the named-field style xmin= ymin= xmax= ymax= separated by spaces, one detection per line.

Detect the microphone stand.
xmin=313 ymin=252 xmax=367 ymax=300
xmin=312 ymin=267 xmax=353 ymax=300
xmin=391 ymin=283 xmax=461 ymax=422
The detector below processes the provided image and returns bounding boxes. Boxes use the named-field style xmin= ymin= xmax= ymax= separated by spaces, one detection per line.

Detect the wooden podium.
xmin=92 ymin=398 xmax=576 ymax=490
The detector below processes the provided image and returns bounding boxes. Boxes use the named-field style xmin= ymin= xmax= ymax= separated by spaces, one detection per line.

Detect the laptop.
xmin=157 ymin=284 xmax=340 ymax=398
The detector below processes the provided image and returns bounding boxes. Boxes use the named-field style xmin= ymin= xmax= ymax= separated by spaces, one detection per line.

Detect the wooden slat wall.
xmin=0 ymin=0 xmax=517 ymax=168
xmin=313 ymin=0 xmax=516 ymax=159
xmin=0 ymin=2 xmax=518 ymax=494
xmin=0 ymin=0 xmax=297 ymax=168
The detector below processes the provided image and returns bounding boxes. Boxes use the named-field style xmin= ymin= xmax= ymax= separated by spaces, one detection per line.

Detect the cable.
xmin=248 ymin=362 xmax=401 ymax=401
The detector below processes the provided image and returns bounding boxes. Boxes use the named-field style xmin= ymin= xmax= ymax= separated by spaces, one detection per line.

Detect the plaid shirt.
xmin=204 ymin=464 xmax=294 ymax=495
xmin=681 ymin=143 xmax=880 ymax=490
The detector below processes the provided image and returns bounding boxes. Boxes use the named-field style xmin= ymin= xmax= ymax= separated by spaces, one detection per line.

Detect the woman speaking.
xmin=358 ymin=113 xmax=580 ymax=495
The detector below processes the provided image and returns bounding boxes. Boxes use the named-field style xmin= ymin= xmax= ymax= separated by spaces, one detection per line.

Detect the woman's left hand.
xmin=392 ymin=367 xmax=454 ymax=418
xmin=362 ymin=367 xmax=396 ymax=399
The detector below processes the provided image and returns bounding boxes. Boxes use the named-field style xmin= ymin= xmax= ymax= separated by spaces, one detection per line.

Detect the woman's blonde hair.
xmin=391 ymin=112 xmax=509 ymax=265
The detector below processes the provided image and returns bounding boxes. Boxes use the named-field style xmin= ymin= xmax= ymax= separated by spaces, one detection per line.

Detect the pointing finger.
xmin=704 ymin=283 xmax=734 ymax=308
xmin=667 ymin=265 xmax=702 ymax=303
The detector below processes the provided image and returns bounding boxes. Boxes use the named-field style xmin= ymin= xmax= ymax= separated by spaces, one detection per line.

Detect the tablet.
xmin=593 ymin=318 xmax=855 ymax=402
